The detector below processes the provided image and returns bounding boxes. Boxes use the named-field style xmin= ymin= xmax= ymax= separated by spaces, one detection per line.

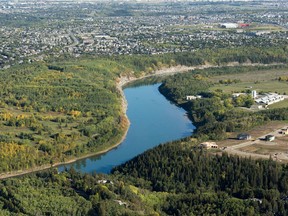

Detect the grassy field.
xmin=211 ymin=80 xmax=288 ymax=95
xmin=245 ymin=24 xmax=285 ymax=31
xmin=209 ymin=68 xmax=288 ymax=95
xmin=269 ymin=99 xmax=288 ymax=109
xmin=209 ymin=68 xmax=288 ymax=82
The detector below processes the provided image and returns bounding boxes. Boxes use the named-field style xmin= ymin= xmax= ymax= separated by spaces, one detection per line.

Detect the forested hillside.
xmin=0 ymin=60 xmax=128 ymax=173
xmin=113 ymin=141 xmax=288 ymax=215
xmin=0 ymin=169 xmax=156 ymax=215
xmin=1 ymin=140 xmax=288 ymax=215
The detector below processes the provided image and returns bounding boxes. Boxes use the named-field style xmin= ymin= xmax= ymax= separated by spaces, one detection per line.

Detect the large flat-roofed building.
xmin=219 ymin=23 xmax=238 ymax=29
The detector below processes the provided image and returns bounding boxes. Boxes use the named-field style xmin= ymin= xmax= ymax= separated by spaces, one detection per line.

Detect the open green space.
xmin=269 ymin=99 xmax=288 ymax=109
xmin=210 ymin=80 xmax=288 ymax=95
xmin=209 ymin=67 xmax=288 ymax=95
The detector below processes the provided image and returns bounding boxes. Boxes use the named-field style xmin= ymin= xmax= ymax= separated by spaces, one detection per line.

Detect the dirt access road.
xmin=224 ymin=125 xmax=288 ymax=161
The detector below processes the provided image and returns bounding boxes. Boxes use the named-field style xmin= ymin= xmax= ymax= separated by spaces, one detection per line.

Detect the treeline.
xmin=51 ymin=46 xmax=288 ymax=77
xmin=159 ymin=75 xmax=211 ymax=103
xmin=113 ymin=142 xmax=288 ymax=215
xmin=124 ymin=46 xmax=288 ymax=74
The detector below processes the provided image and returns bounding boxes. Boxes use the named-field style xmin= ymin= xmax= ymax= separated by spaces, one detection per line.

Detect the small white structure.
xmin=97 ymin=179 xmax=114 ymax=184
xmin=232 ymin=93 xmax=246 ymax=98
xmin=115 ymin=200 xmax=128 ymax=206
xmin=255 ymin=31 xmax=271 ymax=36
xmin=252 ymin=90 xmax=257 ymax=99
xmin=266 ymin=135 xmax=275 ymax=142
xmin=186 ymin=95 xmax=202 ymax=100
xmin=199 ymin=142 xmax=218 ymax=149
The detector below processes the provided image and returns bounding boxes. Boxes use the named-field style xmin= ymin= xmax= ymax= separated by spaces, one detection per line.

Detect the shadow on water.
xmin=95 ymin=165 xmax=116 ymax=174
xmin=123 ymin=76 xmax=164 ymax=89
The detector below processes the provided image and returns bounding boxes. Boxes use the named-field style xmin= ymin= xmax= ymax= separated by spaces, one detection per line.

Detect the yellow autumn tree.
xmin=69 ymin=110 xmax=81 ymax=118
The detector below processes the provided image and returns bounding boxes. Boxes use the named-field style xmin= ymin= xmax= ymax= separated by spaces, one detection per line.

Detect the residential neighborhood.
xmin=0 ymin=0 xmax=287 ymax=69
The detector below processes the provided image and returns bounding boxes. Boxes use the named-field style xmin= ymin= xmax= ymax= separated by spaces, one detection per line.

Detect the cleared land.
xmin=216 ymin=121 xmax=288 ymax=161
xmin=208 ymin=67 xmax=288 ymax=160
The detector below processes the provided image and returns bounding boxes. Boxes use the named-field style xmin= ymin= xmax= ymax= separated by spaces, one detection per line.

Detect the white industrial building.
xmin=219 ymin=23 xmax=238 ymax=29
xmin=255 ymin=93 xmax=284 ymax=105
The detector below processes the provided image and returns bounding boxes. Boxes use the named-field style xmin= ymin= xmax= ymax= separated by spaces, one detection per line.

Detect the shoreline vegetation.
xmin=0 ymin=62 xmax=286 ymax=180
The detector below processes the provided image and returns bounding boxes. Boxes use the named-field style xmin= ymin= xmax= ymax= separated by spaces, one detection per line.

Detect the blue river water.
xmin=58 ymin=83 xmax=195 ymax=174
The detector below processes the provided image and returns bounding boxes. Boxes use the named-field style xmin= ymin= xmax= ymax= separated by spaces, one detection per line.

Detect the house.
xmin=237 ymin=133 xmax=252 ymax=140
xmin=266 ymin=135 xmax=275 ymax=142
xmin=199 ymin=142 xmax=218 ymax=149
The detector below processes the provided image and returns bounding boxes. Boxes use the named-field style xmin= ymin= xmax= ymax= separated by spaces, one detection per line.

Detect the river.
xmin=58 ymin=83 xmax=195 ymax=174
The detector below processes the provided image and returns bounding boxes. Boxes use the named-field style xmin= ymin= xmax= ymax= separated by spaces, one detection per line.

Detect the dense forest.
xmin=113 ymin=141 xmax=288 ymax=215
xmin=1 ymin=140 xmax=288 ymax=215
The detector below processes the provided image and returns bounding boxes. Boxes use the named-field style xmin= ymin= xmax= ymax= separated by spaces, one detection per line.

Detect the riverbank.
xmin=0 ymin=62 xmax=284 ymax=179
